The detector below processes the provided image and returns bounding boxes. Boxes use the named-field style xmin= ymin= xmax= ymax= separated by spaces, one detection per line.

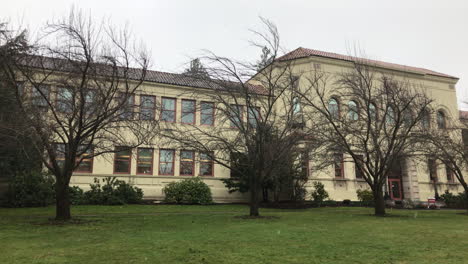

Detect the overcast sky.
xmin=2 ymin=0 xmax=467 ymax=109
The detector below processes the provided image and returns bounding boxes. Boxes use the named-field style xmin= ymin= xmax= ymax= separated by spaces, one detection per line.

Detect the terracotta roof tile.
xmin=277 ymin=47 xmax=458 ymax=79
xmin=20 ymin=55 xmax=267 ymax=94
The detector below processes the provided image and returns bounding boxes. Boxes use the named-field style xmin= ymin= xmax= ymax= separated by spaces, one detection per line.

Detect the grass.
xmin=0 ymin=205 xmax=467 ymax=264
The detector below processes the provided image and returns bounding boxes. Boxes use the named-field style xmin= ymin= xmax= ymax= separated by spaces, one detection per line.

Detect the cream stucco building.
xmin=67 ymin=47 xmax=466 ymax=203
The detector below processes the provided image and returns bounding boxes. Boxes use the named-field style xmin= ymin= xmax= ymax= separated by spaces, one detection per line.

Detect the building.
xmin=53 ymin=47 xmax=466 ymax=203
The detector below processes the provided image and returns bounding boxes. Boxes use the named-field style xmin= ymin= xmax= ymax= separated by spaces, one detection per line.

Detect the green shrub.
xmin=68 ymin=186 xmax=85 ymax=205
xmin=84 ymin=177 xmax=143 ymax=205
xmin=163 ymin=177 xmax=213 ymax=205
xmin=4 ymin=171 xmax=55 ymax=207
xmin=356 ymin=189 xmax=374 ymax=206
xmin=441 ymin=190 xmax=468 ymax=209
xmin=310 ymin=181 xmax=329 ymax=207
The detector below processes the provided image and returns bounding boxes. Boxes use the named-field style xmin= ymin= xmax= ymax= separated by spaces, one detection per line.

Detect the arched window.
xmin=292 ymin=97 xmax=301 ymax=114
xmin=348 ymin=100 xmax=359 ymax=120
xmin=437 ymin=110 xmax=446 ymax=129
xmin=421 ymin=110 xmax=430 ymax=129
xmin=386 ymin=106 xmax=395 ymax=125
xmin=328 ymin=98 xmax=339 ymax=119
xmin=369 ymin=103 xmax=377 ymax=121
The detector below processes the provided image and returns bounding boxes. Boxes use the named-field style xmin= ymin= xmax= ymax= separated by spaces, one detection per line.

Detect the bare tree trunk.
xmin=249 ymin=174 xmax=260 ymax=217
xmin=55 ymin=180 xmax=71 ymax=221
xmin=373 ymin=188 xmax=386 ymax=216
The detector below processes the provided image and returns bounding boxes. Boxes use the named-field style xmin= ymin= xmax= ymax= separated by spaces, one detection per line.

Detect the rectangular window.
xmin=118 ymin=94 xmax=135 ymax=120
xmin=159 ymin=149 xmax=175 ymax=175
xmin=76 ymin=145 xmax=93 ymax=173
xmin=248 ymin=107 xmax=260 ymax=127
xmin=55 ymin=143 xmax=66 ymax=169
xmin=355 ymin=155 xmax=364 ymax=179
xmin=140 ymin=95 xmax=156 ymax=120
xmin=84 ymin=89 xmax=96 ymax=115
xmin=200 ymin=152 xmax=214 ymax=176
xmin=114 ymin=147 xmax=132 ymax=174
xmin=181 ymin=99 xmax=196 ymax=124
xmin=56 ymin=87 xmax=73 ymax=113
xmin=137 ymin=148 xmax=153 ymax=174
xmin=161 ymin=97 xmax=176 ymax=122
xmin=445 ymin=163 xmax=454 ymax=182
xmin=32 ymin=85 xmax=50 ymax=107
xmin=428 ymin=158 xmax=437 ymax=181
xmin=200 ymin=102 xmax=214 ymax=125
xmin=180 ymin=150 xmax=195 ymax=176
xmin=230 ymin=105 xmax=243 ymax=128
xmin=54 ymin=143 xmax=93 ymax=173
xmin=334 ymin=153 xmax=344 ymax=178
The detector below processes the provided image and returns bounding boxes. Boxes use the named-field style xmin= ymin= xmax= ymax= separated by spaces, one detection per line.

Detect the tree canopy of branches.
xmin=299 ymin=61 xmax=433 ymax=216
xmin=165 ymin=18 xmax=322 ymax=217
xmin=420 ymin=117 xmax=468 ymax=209
xmin=0 ymin=12 xmax=157 ymax=220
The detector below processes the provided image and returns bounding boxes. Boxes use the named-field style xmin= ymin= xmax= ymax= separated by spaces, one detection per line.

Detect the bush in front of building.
xmin=3 ymin=170 xmax=55 ymax=207
xmin=310 ymin=181 xmax=329 ymax=207
xmin=163 ymin=177 xmax=213 ymax=205
xmin=441 ymin=190 xmax=468 ymax=209
xmin=356 ymin=189 xmax=374 ymax=206
xmin=84 ymin=177 xmax=144 ymax=205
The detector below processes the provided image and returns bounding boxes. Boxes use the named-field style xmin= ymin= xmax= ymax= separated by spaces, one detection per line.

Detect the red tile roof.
xmin=20 ymin=55 xmax=267 ymax=94
xmin=277 ymin=47 xmax=458 ymax=79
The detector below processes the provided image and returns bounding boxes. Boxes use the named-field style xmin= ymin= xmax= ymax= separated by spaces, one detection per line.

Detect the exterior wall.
xmin=66 ymin=53 xmax=467 ymax=203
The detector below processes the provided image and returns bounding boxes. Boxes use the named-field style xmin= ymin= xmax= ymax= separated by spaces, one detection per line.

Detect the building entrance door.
xmin=388 ymin=178 xmax=402 ymax=200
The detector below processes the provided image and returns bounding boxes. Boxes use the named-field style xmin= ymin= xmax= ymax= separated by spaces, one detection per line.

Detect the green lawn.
xmin=0 ymin=205 xmax=467 ymax=264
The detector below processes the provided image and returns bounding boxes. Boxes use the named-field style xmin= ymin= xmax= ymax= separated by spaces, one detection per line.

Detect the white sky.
xmin=2 ymin=0 xmax=467 ymax=109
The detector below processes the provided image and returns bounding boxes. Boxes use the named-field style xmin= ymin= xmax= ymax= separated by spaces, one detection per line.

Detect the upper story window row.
xmin=326 ymin=97 xmax=449 ymax=130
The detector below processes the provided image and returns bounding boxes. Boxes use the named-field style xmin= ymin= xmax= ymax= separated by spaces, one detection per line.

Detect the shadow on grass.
xmin=31 ymin=218 xmax=101 ymax=226
xmin=233 ymin=215 xmax=280 ymax=220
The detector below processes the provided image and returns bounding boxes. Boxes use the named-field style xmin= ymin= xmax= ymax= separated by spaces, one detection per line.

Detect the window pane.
xmin=115 ymin=147 xmax=131 ymax=173
xmin=141 ymin=108 xmax=155 ymax=120
xmin=159 ymin=149 xmax=174 ymax=175
xmin=200 ymin=152 xmax=213 ymax=176
xmin=248 ymin=107 xmax=260 ymax=127
xmin=348 ymin=101 xmax=358 ymax=120
xmin=159 ymin=164 xmax=173 ymax=174
xmin=200 ymin=163 xmax=213 ymax=176
xmin=32 ymin=85 xmax=49 ymax=107
xmin=162 ymin=98 xmax=175 ymax=110
xmin=329 ymin=98 xmax=339 ymax=118
xmin=292 ymin=97 xmax=301 ymax=114
xmin=57 ymin=87 xmax=73 ymax=113
xmin=161 ymin=111 xmax=175 ymax=122
xmin=422 ymin=111 xmax=430 ymax=129
xmin=55 ymin=143 xmax=66 ymax=169
xmin=230 ymin=105 xmax=242 ymax=127
xmin=437 ymin=111 xmax=445 ymax=129
xmin=201 ymin=102 xmax=214 ymax=125
xmin=181 ymin=112 xmax=194 ymax=124
xmin=76 ymin=146 xmax=93 ymax=172
xmin=140 ymin=95 xmax=155 ymax=120
xmin=137 ymin=148 xmax=153 ymax=174
xmin=141 ymin=95 xmax=155 ymax=108
xmin=334 ymin=154 xmax=343 ymax=178
xmin=180 ymin=151 xmax=194 ymax=176
xmin=160 ymin=150 xmax=174 ymax=162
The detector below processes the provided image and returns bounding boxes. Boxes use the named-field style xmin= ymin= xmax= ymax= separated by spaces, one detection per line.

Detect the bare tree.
xmin=419 ymin=116 xmax=468 ymax=210
xmin=164 ymin=18 xmax=322 ymax=217
xmin=0 ymin=11 xmax=157 ymax=220
xmin=299 ymin=59 xmax=433 ymax=216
